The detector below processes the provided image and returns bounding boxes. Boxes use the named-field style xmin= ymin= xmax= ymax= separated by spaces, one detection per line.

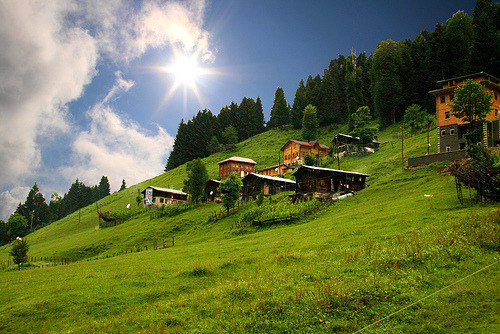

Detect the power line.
xmin=353 ymin=259 xmax=500 ymax=334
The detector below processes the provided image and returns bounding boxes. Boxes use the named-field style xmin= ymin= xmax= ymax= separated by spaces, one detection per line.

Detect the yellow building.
xmin=429 ymin=72 xmax=500 ymax=152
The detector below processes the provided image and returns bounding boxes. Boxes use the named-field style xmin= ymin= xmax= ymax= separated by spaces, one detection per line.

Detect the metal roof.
xmin=280 ymin=139 xmax=330 ymax=151
xmin=142 ymin=186 xmax=188 ymax=196
xmin=243 ymin=172 xmax=296 ymax=184
xmin=292 ymin=165 xmax=370 ymax=177
xmin=217 ymin=156 xmax=257 ymax=165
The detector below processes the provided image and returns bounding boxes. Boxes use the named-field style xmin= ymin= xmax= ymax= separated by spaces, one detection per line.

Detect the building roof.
xmin=243 ymin=172 xmax=296 ymax=184
xmin=292 ymin=165 xmax=370 ymax=177
xmin=280 ymin=139 xmax=330 ymax=151
xmin=429 ymin=72 xmax=500 ymax=95
xmin=435 ymin=71 xmax=500 ymax=85
xmin=217 ymin=156 xmax=257 ymax=165
xmin=333 ymin=133 xmax=380 ymax=145
xmin=257 ymin=163 xmax=289 ymax=172
xmin=142 ymin=186 xmax=188 ymax=196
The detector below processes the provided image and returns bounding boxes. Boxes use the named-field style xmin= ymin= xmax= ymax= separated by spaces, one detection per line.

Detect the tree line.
xmin=165 ymin=0 xmax=499 ymax=171
xmin=0 ymin=177 xmax=127 ymax=244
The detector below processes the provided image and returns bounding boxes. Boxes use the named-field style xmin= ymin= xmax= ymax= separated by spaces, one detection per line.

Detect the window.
xmin=441 ymin=129 xmax=446 ymax=136
xmin=446 ymin=146 xmax=451 ymax=152
xmin=495 ymin=92 xmax=498 ymax=100
xmin=160 ymin=198 xmax=164 ymax=204
xmin=450 ymin=128 xmax=455 ymax=135
xmin=445 ymin=112 xmax=450 ymax=120
xmin=450 ymin=94 xmax=454 ymax=101
xmin=440 ymin=96 xmax=445 ymax=103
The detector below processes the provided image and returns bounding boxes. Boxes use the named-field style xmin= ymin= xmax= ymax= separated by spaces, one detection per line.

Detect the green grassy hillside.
xmin=0 ymin=124 xmax=498 ymax=333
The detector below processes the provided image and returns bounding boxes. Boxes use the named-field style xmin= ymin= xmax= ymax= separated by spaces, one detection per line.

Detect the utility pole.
xmin=401 ymin=123 xmax=404 ymax=170
xmin=336 ymin=136 xmax=341 ymax=170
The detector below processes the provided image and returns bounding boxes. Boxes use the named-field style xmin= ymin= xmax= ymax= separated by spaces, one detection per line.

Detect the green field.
xmin=1 ymin=124 xmax=499 ymax=333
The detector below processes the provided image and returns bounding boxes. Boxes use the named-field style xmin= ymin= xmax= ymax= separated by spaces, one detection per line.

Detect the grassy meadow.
xmin=0 ymin=124 xmax=499 ymax=333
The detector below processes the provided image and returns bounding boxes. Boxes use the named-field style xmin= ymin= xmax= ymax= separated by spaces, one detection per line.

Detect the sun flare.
xmin=171 ymin=55 xmax=200 ymax=85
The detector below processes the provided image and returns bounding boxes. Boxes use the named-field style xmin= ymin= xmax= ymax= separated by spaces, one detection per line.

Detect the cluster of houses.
xmin=143 ymin=71 xmax=500 ymax=206
xmin=142 ymin=137 xmax=371 ymax=207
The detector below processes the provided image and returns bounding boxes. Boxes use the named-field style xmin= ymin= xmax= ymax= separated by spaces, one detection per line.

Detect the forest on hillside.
xmin=165 ymin=0 xmax=500 ymax=171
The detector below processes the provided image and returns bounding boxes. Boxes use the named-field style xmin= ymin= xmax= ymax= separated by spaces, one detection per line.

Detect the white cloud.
xmin=0 ymin=0 xmax=213 ymax=204
xmin=0 ymin=187 xmax=30 ymax=220
xmin=60 ymin=74 xmax=174 ymax=191
xmin=0 ymin=0 xmax=98 ymax=184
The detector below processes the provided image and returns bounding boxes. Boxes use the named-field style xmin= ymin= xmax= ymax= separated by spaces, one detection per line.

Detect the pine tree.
xmin=291 ymin=80 xmax=308 ymax=129
xmin=15 ymin=183 xmax=49 ymax=230
xmin=119 ymin=179 xmax=126 ymax=191
xmin=302 ymin=104 xmax=319 ymax=142
xmin=98 ymin=176 xmax=111 ymax=199
xmin=268 ymin=87 xmax=289 ymax=128
xmin=345 ymin=50 xmax=363 ymax=131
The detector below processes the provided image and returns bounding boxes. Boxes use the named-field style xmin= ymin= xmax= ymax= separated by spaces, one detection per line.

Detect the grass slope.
xmin=0 ymin=124 xmax=498 ymax=333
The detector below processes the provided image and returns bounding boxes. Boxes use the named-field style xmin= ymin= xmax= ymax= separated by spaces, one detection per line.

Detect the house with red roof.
xmin=217 ymin=156 xmax=257 ymax=179
xmin=280 ymin=140 xmax=330 ymax=165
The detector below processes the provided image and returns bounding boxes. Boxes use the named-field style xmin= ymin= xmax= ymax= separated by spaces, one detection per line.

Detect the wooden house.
xmin=429 ymin=72 xmax=500 ymax=152
xmin=218 ymin=156 xmax=257 ymax=179
xmin=242 ymin=173 xmax=296 ymax=200
xmin=280 ymin=140 xmax=330 ymax=165
xmin=204 ymin=179 xmax=221 ymax=202
xmin=291 ymin=165 xmax=369 ymax=201
xmin=257 ymin=163 xmax=294 ymax=177
xmin=142 ymin=186 xmax=188 ymax=207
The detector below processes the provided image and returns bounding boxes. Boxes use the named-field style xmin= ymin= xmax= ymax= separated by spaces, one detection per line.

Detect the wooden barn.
xmin=292 ymin=165 xmax=369 ymax=201
xmin=204 ymin=179 xmax=221 ymax=202
xmin=242 ymin=173 xmax=296 ymax=200
xmin=142 ymin=186 xmax=188 ymax=207
xmin=257 ymin=163 xmax=294 ymax=177
xmin=333 ymin=133 xmax=380 ymax=149
xmin=280 ymin=140 xmax=330 ymax=165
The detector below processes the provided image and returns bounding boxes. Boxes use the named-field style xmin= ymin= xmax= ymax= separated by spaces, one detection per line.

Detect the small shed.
xmin=141 ymin=186 xmax=188 ymax=207
xmin=242 ymin=173 xmax=296 ymax=200
xmin=257 ymin=163 xmax=294 ymax=177
xmin=333 ymin=133 xmax=380 ymax=149
xmin=204 ymin=179 xmax=221 ymax=202
xmin=292 ymin=165 xmax=369 ymax=201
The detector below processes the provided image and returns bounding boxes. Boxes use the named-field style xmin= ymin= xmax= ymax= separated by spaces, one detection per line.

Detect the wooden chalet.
xmin=204 ymin=179 xmax=221 ymax=202
xmin=257 ymin=163 xmax=294 ymax=177
xmin=280 ymin=140 xmax=330 ymax=165
xmin=142 ymin=186 xmax=188 ymax=207
xmin=291 ymin=165 xmax=369 ymax=201
xmin=242 ymin=173 xmax=296 ymax=200
xmin=218 ymin=156 xmax=257 ymax=179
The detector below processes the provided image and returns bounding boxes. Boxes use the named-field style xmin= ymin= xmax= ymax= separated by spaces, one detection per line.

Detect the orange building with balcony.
xmin=429 ymin=72 xmax=500 ymax=153
xmin=280 ymin=140 xmax=330 ymax=165
xmin=218 ymin=156 xmax=256 ymax=179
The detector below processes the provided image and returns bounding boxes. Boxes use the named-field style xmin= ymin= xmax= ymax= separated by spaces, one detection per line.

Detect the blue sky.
xmin=0 ymin=0 xmax=477 ymax=219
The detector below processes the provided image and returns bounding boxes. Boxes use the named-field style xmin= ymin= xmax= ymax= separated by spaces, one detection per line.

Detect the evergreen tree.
xmin=470 ymin=0 xmax=500 ymax=76
xmin=9 ymin=237 xmax=29 ymax=266
xmin=302 ymin=104 xmax=319 ymax=142
xmin=322 ymin=56 xmax=347 ymax=124
xmin=48 ymin=193 xmax=63 ymax=222
xmin=217 ymin=102 xmax=239 ymax=140
xmin=370 ymin=39 xmax=404 ymax=128
xmin=291 ymin=79 xmax=308 ymax=129
xmin=268 ymin=87 xmax=289 ymax=128
xmin=345 ymin=50 xmax=364 ymax=131
xmin=222 ymin=125 xmax=238 ymax=145
xmin=98 ymin=176 xmax=111 ymax=199
xmin=251 ymin=96 xmax=266 ymax=136
xmin=119 ymin=179 xmax=126 ymax=191
xmin=305 ymin=75 xmax=326 ymax=125
xmin=15 ymin=183 xmax=49 ymax=230
xmin=6 ymin=213 xmax=28 ymax=239
xmin=0 ymin=220 xmax=8 ymax=245
xmin=349 ymin=106 xmax=378 ymax=147
xmin=207 ymin=136 xmax=220 ymax=154
xmin=165 ymin=119 xmax=189 ymax=171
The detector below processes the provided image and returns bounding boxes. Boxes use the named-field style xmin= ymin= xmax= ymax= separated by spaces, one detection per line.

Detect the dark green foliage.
xmin=119 ymin=179 xmax=126 ymax=191
xmin=256 ymin=191 xmax=264 ymax=206
xmin=222 ymin=126 xmax=238 ymax=145
xmin=9 ymin=237 xmax=29 ymax=266
xmin=470 ymin=0 xmax=500 ymax=76
xmin=404 ymin=104 xmax=436 ymax=135
xmin=444 ymin=11 xmax=474 ymax=76
xmin=291 ymin=80 xmax=307 ymax=129
xmin=98 ymin=176 xmax=111 ymax=198
xmin=207 ymin=136 xmax=220 ymax=154
xmin=349 ymin=106 xmax=378 ymax=147
xmin=304 ymin=75 xmax=325 ymax=125
xmin=449 ymin=79 xmax=493 ymax=145
xmin=302 ymin=104 xmax=319 ymax=142
xmin=0 ymin=220 xmax=8 ymax=245
xmin=6 ymin=213 xmax=28 ymax=239
xmin=345 ymin=52 xmax=364 ymax=131
xmin=183 ymin=158 xmax=209 ymax=204
xmin=219 ymin=174 xmax=242 ymax=213
xmin=15 ymin=183 xmax=49 ymax=230
xmin=370 ymin=39 xmax=404 ymax=128
xmin=268 ymin=87 xmax=289 ymax=128
xmin=303 ymin=153 xmax=318 ymax=167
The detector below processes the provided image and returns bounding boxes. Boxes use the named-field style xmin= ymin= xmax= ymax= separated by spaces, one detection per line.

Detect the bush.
xmin=9 ymin=238 xmax=29 ymax=266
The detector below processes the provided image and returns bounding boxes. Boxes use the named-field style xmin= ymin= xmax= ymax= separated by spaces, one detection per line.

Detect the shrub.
xmin=9 ymin=238 xmax=29 ymax=266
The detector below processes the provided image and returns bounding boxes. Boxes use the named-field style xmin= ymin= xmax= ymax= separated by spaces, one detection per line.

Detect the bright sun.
xmin=171 ymin=55 xmax=200 ymax=86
